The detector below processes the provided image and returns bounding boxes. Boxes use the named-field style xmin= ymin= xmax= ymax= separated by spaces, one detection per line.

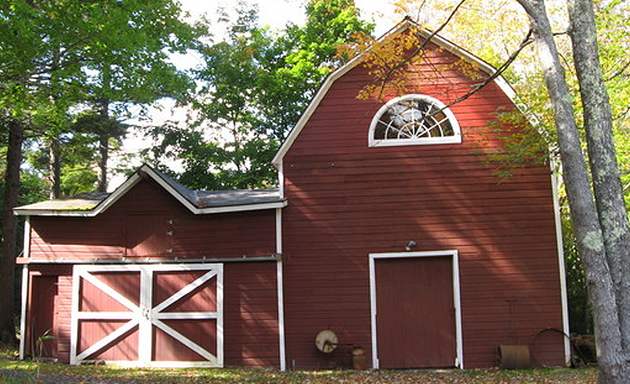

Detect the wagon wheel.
xmin=531 ymin=327 xmax=587 ymax=368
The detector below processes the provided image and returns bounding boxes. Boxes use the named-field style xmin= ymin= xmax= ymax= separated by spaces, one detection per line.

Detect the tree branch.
xmin=378 ymin=0 xmax=469 ymax=90
xmin=441 ymin=28 xmax=533 ymax=110
xmin=605 ymin=59 xmax=630 ymax=82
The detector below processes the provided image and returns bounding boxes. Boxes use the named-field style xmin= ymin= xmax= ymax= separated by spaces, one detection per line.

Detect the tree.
xmin=0 ymin=0 xmax=196 ymax=341
xmin=379 ymin=0 xmax=630 ymax=381
xmin=143 ymin=0 xmax=374 ymax=189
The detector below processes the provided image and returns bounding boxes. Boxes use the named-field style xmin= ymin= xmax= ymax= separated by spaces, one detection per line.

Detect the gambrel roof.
xmin=271 ymin=18 xmax=518 ymax=169
xmin=14 ymin=164 xmax=286 ymax=217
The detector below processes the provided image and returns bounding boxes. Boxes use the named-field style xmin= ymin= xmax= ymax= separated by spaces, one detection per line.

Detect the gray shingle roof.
xmin=14 ymin=164 xmax=284 ymax=215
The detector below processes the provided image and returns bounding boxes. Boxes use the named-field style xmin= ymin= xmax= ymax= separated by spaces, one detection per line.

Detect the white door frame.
xmin=70 ymin=263 xmax=223 ymax=367
xmin=369 ymin=250 xmax=464 ymax=369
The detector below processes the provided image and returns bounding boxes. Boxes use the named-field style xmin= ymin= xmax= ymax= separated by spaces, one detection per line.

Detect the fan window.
xmin=369 ymin=95 xmax=461 ymax=147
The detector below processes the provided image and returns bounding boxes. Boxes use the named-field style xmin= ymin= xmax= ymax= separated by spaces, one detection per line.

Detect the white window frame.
xmin=368 ymin=94 xmax=462 ymax=147
xmin=368 ymin=250 xmax=464 ymax=369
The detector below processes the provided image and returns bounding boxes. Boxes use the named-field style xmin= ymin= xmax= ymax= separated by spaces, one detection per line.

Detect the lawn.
xmin=0 ymin=346 xmax=598 ymax=384
xmin=0 ymin=361 xmax=598 ymax=384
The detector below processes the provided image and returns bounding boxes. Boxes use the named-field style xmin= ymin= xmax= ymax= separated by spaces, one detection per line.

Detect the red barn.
xmin=15 ymin=20 xmax=569 ymax=369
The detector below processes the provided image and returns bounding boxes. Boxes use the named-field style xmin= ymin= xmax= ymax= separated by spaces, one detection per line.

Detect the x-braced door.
xmin=70 ymin=264 xmax=223 ymax=367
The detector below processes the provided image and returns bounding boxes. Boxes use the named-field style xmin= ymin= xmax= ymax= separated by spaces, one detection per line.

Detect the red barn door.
xmin=29 ymin=276 xmax=59 ymax=358
xmin=70 ymin=264 xmax=222 ymax=367
xmin=371 ymin=253 xmax=461 ymax=369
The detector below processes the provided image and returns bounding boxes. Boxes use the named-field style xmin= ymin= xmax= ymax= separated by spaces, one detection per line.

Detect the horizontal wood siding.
xmin=25 ymin=262 xmax=280 ymax=366
xmin=224 ymin=262 xmax=279 ymax=367
xmin=282 ymin=47 xmax=564 ymax=368
xmin=28 ymin=178 xmax=276 ymax=261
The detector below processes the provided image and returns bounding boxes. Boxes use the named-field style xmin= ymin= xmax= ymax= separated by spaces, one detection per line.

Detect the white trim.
xmin=70 ymin=263 xmax=223 ymax=367
xmin=368 ymin=94 xmax=462 ymax=147
xmin=19 ymin=256 xmax=276 ymax=265
xmin=15 ymin=164 xmax=286 ymax=217
xmin=155 ymin=312 xmax=218 ymax=320
xmin=275 ymin=208 xmax=286 ymax=371
xmin=551 ymin=162 xmax=571 ymax=365
xmin=76 ymin=312 xmax=136 ymax=320
xmin=368 ymin=254 xmax=378 ymax=369
xmin=138 ymin=266 xmax=153 ymax=364
xmin=371 ymin=136 xmax=462 ymax=147
xmin=452 ymin=252 xmax=464 ymax=368
xmin=18 ymin=265 xmax=29 ymax=360
xmin=368 ymin=250 xmax=463 ymax=369
xmin=278 ymin=162 xmax=285 ymax=199
xmin=272 ymin=20 xmax=521 ymax=168
xmin=15 ymin=201 xmax=287 ymax=218
xmin=216 ymin=266 xmax=224 ymax=367
xmin=70 ymin=268 xmax=81 ymax=365
xmin=23 ymin=216 xmax=31 ymax=258
xmin=276 ymin=260 xmax=286 ymax=371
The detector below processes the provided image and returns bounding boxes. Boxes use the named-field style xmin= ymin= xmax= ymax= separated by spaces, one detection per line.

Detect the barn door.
xmin=70 ymin=264 xmax=223 ymax=367
xmin=370 ymin=252 xmax=462 ymax=369
xmin=29 ymin=276 xmax=59 ymax=358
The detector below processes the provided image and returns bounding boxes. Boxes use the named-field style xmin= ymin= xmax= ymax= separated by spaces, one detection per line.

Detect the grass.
xmin=0 ymin=346 xmax=598 ymax=383
xmin=0 ymin=361 xmax=598 ymax=384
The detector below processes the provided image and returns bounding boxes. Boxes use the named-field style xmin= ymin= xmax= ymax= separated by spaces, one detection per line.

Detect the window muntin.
xmin=369 ymin=94 xmax=461 ymax=147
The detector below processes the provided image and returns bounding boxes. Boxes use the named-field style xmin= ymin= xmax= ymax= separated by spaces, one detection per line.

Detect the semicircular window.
xmin=369 ymin=94 xmax=462 ymax=147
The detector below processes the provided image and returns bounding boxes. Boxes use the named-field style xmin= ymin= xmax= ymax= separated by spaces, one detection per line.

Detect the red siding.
xmin=281 ymin=47 xmax=564 ymax=369
xmin=25 ymin=262 xmax=279 ymax=366
xmin=224 ymin=262 xmax=279 ymax=367
xmin=28 ymin=178 xmax=276 ymax=261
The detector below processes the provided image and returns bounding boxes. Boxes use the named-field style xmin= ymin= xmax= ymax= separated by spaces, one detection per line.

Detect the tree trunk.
xmin=97 ymin=99 xmax=109 ymax=193
xmin=98 ymin=133 xmax=109 ymax=193
xmin=49 ymin=135 xmax=61 ymax=199
xmin=0 ymin=118 xmax=23 ymax=343
xmin=516 ymin=0 xmax=628 ymax=382
xmin=567 ymin=0 xmax=630 ymax=359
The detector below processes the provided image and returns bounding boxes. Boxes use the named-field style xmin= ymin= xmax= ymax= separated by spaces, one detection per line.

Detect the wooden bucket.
xmin=352 ymin=346 xmax=367 ymax=370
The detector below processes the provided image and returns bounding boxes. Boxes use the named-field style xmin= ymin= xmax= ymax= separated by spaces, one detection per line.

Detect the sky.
xmin=110 ymin=0 xmax=401 ymax=190
xmin=179 ymin=0 xmax=400 ymax=36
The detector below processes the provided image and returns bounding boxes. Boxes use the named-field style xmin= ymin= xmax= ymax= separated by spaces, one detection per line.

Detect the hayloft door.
xmin=70 ymin=264 xmax=223 ymax=367
xmin=370 ymin=252 xmax=461 ymax=368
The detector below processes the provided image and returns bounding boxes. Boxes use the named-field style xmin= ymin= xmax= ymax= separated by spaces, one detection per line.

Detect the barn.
xmin=15 ymin=19 xmax=569 ymax=369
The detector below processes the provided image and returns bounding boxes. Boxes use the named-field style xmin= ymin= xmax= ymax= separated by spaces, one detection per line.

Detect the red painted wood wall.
xmin=280 ymin=42 xmax=564 ymax=368
xmin=25 ymin=262 xmax=279 ymax=366
xmin=23 ymin=179 xmax=280 ymax=366
xmin=28 ymin=178 xmax=276 ymax=261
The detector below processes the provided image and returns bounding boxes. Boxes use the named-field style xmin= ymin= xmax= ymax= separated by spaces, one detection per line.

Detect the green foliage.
xmin=59 ymin=164 xmax=98 ymax=197
xmin=596 ymin=0 xmax=630 ymax=208
xmin=143 ymin=0 xmax=374 ymax=190
xmin=1 ymin=0 xmax=198 ymax=197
